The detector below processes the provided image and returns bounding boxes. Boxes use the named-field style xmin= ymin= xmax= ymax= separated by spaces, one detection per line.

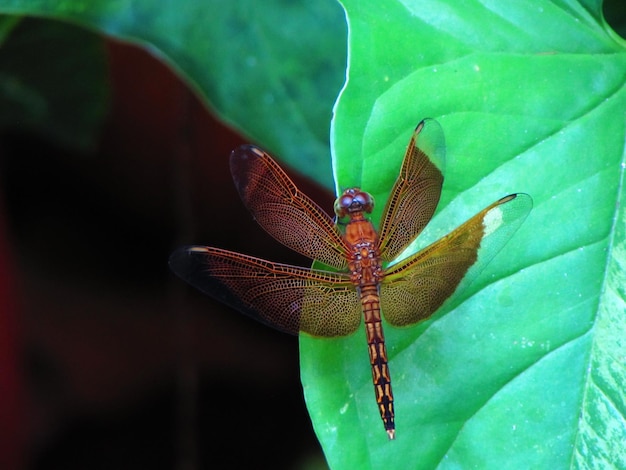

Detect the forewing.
xmin=377 ymin=119 xmax=445 ymax=262
xmin=230 ymin=145 xmax=349 ymax=270
xmin=380 ymin=193 xmax=532 ymax=326
xmin=169 ymin=246 xmax=361 ymax=337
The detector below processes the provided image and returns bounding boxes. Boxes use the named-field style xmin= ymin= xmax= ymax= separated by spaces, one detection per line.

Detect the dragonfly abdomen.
xmin=361 ymin=285 xmax=395 ymax=440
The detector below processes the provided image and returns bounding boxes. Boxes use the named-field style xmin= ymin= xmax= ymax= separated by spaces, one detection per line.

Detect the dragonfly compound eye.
xmin=352 ymin=191 xmax=374 ymax=214
xmin=334 ymin=189 xmax=375 ymax=217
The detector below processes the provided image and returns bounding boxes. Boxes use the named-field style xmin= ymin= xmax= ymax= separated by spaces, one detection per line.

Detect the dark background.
xmin=1 ymin=39 xmax=330 ymax=470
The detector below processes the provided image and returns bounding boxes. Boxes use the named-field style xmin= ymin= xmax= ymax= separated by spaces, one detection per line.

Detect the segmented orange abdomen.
xmin=361 ymin=284 xmax=395 ymax=439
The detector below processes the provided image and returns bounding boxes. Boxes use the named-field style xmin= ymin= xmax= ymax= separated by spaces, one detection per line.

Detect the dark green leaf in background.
xmin=0 ymin=17 xmax=108 ymax=150
xmin=0 ymin=14 xmax=19 ymax=41
xmin=0 ymin=0 xmax=346 ymax=187
xmin=301 ymin=0 xmax=626 ymax=468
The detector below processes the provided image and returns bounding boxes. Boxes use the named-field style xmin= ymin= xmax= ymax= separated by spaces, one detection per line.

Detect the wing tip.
xmin=168 ymin=245 xmax=208 ymax=275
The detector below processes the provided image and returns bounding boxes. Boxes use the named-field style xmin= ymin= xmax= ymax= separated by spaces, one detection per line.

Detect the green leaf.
xmin=0 ymin=17 xmax=108 ymax=150
xmin=0 ymin=14 xmax=19 ymax=41
xmin=301 ymin=0 xmax=626 ymax=468
xmin=0 ymin=0 xmax=346 ymax=187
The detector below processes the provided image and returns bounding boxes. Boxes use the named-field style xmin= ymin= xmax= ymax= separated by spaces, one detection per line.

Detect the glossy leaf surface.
xmin=301 ymin=1 xmax=626 ymax=468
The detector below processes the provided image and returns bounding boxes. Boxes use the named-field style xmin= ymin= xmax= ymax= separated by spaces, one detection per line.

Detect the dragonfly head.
xmin=334 ymin=188 xmax=374 ymax=218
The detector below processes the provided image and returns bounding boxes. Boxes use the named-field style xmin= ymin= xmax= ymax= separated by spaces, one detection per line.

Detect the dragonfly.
xmin=169 ymin=119 xmax=532 ymax=440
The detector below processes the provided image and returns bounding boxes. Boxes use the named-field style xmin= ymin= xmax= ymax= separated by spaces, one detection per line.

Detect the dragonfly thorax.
xmin=334 ymin=188 xmax=375 ymax=218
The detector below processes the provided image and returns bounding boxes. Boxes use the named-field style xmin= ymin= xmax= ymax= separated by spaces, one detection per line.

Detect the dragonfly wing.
xmin=230 ymin=145 xmax=349 ymax=270
xmin=169 ymin=246 xmax=361 ymax=337
xmin=377 ymin=119 xmax=445 ymax=262
xmin=381 ymin=193 xmax=532 ymax=326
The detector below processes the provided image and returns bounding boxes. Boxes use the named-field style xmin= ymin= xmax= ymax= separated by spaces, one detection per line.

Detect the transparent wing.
xmin=380 ymin=193 xmax=532 ymax=326
xmin=230 ymin=145 xmax=349 ymax=270
xmin=169 ymin=246 xmax=361 ymax=337
xmin=377 ymin=119 xmax=445 ymax=262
